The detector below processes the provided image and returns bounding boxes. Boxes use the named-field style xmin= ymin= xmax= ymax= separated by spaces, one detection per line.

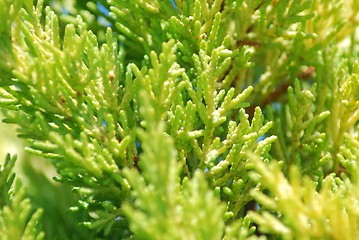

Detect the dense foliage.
xmin=0 ymin=0 xmax=359 ymax=239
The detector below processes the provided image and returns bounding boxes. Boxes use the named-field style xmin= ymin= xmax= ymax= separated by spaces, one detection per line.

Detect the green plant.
xmin=0 ymin=0 xmax=359 ymax=239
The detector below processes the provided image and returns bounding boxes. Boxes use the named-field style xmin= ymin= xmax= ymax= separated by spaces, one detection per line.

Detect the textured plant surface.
xmin=0 ymin=0 xmax=359 ymax=239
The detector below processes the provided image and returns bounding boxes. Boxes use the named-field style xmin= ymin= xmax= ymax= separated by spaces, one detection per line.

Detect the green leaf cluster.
xmin=0 ymin=0 xmax=359 ymax=239
xmin=0 ymin=154 xmax=44 ymax=240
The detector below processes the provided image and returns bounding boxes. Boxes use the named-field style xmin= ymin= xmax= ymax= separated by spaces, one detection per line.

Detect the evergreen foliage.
xmin=0 ymin=154 xmax=44 ymax=240
xmin=0 ymin=0 xmax=358 ymax=239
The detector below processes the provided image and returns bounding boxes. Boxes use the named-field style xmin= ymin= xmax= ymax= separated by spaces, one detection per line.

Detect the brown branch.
xmin=238 ymin=40 xmax=262 ymax=48
xmin=298 ymin=66 xmax=315 ymax=79
xmin=245 ymin=66 xmax=316 ymax=118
